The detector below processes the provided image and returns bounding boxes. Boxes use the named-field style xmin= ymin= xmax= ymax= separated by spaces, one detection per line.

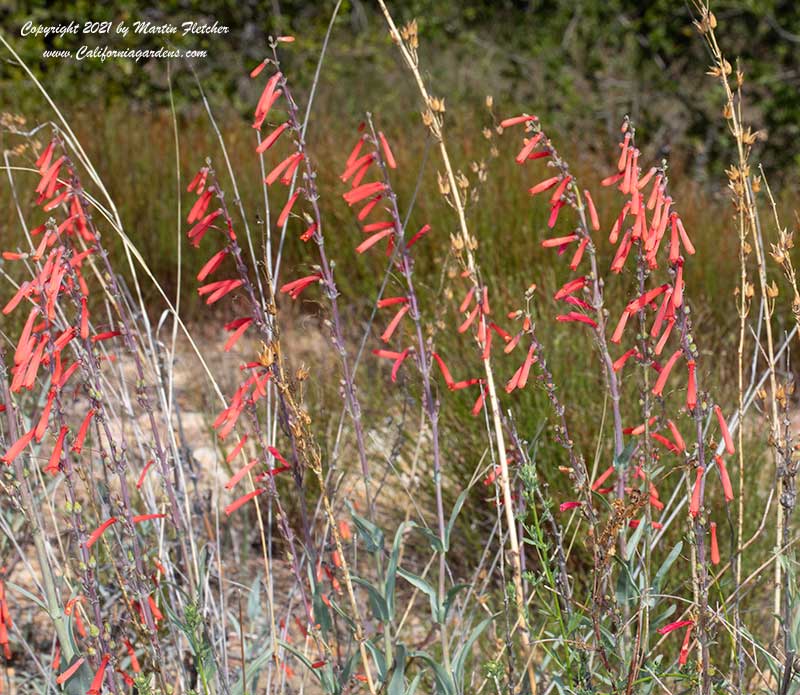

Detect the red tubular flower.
xmin=406 ymin=223 xmax=431 ymax=248
xmin=197 ymin=249 xmax=228 ymax=282
xmin=71 ymin=408 xmax=96 ymax=454
xmin=56 ymin=657 xmax=86 ymax=685
xmin=470 ymin=386 xmax=487 ymax=416
xmin=357 ymin=229 xmax=393 ymax=254
xmin=256 ymin=122 xmax=289 ymax=153
xmin=625 ymin=416 xmax=657 ymax=436
xmin=341 ymin=152 xmax=374 ymax=182
xmin=376 ymin=297 xmax=408 ymax=310
xmin=249 ymin=61 xmax=266 ymax=78
xmin=44 ymin=426 xmax=69 ymax=474
xmin=276 ymin=190 xmax=300 ymax=227
xmin=36 ymin=141 xmax=55 ymax=173
xmin=279 ymin=273 xmax=321 ymax=299
xmin=226 ymin=459 xmax=259 ymax=490
xmin=389 ymin=348 xmax=410 ymax=382
xmin=132 ymin=513 xmax=166 ymax=524
xmin=610 ymin=231 xmax=633 ymax=273
xmin=265 ymin=152 xmax=301 ymax=187
xmin=592 ymin=465 xmax=615 ymax=491
xmin=187 ymin=189 xmax=214 ymax=224
xmin=617 ymin=133 xmax=631 ymax=171
xmin=378 ymin=132 xmax=397 ymax=169
xmin=1 ymin=428 xmax=35 ymax=465
xmin=224 ymin=318 xmax=254 ymax=352
xmin=515 ymin=133 xmax=543 ymax=163
xmin=432 ymin=352 xmax=455 ymax=387
xmin=672 ymin=261 xmax=685 ymax=308
xmin=569 ymin=237 xmax=589 ymax=270
xmin=541 ymin=234 xmax=578 ymax=248
xmin=657 ymin=619 xmax=693 ymax=636
xmin=87 ymin=654 xmax=110 ymax=695
xmin=345 ymin=136 xmax=366 ymax=171
xmin=715 ymin=455 xmax=734 ymax=502
xmin=528 ymin=176 xmax=559 ymax=196
xmin=679 ymin=623 xmax=694 ymax=665
xmin=198 ymin=279 xmax=244 ymax=305
xmin=689 ymin=466 xmax=704 ymax=518
xmin=225 ymin=488 xmax=267 ymax=515
xmin=226 ymin=436 xmax=248 ymax=464
xmin=254 ymin=72 xmax=282 ymax=127
xmin=559 ymin=501 xmax=582 ymax=512
xmin=583 ymin=190 xmax=600 ymax=230
xmin=601 ymin=172 xmax=624 ymax=187
xmin=381 ymin=304 xmax=409 ymax=342
xmin=714 ymin=405 xmax=735 ymax=455
xmin=549 ymin=175 xmax=572 ymax=204
xmin=556 ymin=312 xmax=598 ymax=329
xmin=507 ymin=345 xmax=538 ymax=392
xmin=613 ymin=348 xmax=639 ymax=372
xmin=667 ymin=419 xmax=686 ymax=453
xmin=34 ymin=390 xmax=55 ymax=442
xmin=343 ymin=181 xmax=386 ymax=206
xmin=610 ymin=309 xmax=630 ymax=344
xmin=626 ymin=283 xmax=670 ymax=314
xmin=548 ymin=199 xmax=566 ymax=228
xmin=91 ymin=330 xmax=122 ymax=344
xmin=458 ymin=303 xmax=480 ymax=334
xmin=652 ymin=349 xmax=682 ymax=397
xmin=187 ymin=167 xmax=208 ymax=194
xmin=676 ymin=215 xmax=695 ymax=254
xmin=554 ymin=276 xmax=587 ymax=300
xmin=651 ymin=433 xmax=680 ymax=454
xmin=187 ymin=208 xmax=223 ymax=247
xmin=686 ymin=360 xmax=697 ymax=410
xmin=136 ymin=459 xmax=155 ymax=489
xmin=710 ymin=521 xmax=720 ymax=565
xmin=86 ymin=517 xmax=118 ymax=549
xmin=500 ymin=114 xmax=537 ymax=128
xmin=363 ymin=221 xmax=394 ymax=234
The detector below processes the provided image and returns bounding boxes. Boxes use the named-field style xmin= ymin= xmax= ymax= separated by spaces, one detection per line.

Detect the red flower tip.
xmin=559 ymin=501 xmax=582 ymax=512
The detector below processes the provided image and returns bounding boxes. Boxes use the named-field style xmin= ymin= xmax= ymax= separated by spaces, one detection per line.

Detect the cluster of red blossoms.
xmin=0 ymin=139 xmax=173 ymax=689
xmin=502 ymin=115 xmax=738 ymax=660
